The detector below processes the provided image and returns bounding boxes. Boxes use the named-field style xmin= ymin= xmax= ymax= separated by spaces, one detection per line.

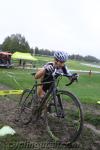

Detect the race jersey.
xmin=42 ymin=62 xmax=71 ymax=83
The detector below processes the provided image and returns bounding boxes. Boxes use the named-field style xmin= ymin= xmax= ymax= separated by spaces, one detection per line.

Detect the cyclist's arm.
xmin=35 ymin=62 xmax=54 ymax=79
xmin=35 ymin=68 xmax=46 ymax=79
xmin=62 ymin=65 xmax=72 ymax=79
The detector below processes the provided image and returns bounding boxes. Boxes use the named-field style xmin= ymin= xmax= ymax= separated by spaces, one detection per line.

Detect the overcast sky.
xmin=0 ymin=0 xmax=100 ymax=59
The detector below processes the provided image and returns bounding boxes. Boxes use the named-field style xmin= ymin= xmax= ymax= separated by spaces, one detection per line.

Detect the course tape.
xmin=0 ymin=90 xmax=23 ymax=95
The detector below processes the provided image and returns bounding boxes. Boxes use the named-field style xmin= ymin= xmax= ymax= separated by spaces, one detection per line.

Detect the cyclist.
xmin=35 ymin=51 xmax=72 ymax=98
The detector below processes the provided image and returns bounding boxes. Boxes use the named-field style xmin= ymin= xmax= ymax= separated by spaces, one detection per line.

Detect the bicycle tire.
xmin=18 ymin=89 xmax=33 ymax=125
xmin=46 ymin=90 xmax=83 ymax=145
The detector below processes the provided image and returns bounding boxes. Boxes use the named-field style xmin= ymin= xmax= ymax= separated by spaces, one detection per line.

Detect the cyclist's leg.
xmin=37 ymin=85 xmax=45 ymax=98
xmin=37 ymin=79 xmax=52 ymax=99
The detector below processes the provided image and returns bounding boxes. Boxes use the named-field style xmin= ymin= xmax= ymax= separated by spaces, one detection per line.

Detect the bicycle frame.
xmin=31 ymin=75 xmax=65 ymax=118
xmin=18 ymin=72 xmax=83 ymax=144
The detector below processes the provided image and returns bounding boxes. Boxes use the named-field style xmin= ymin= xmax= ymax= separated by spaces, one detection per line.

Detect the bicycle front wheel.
xmin=46 ymin=90 xmax=83 ymax=145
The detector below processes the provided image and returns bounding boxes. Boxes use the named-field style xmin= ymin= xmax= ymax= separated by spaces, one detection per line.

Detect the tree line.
xmin=0 ymin=33 xmax=100 ymax=63
xmin=69 ymin=54 xmax=100 ymax=63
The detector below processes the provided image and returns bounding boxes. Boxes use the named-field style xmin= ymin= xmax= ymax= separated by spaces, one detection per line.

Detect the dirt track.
xmin=0 ymin=84 xmax=100 ymax=150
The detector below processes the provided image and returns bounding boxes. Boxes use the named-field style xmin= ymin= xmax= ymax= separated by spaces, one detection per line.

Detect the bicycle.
xmin=16 ymin=71 xmax=83 ymax=145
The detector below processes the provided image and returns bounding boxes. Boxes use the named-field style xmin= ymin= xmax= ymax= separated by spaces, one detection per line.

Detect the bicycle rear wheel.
xmin=18 ymin=89 xmax=33 ymax=125
xmin=46 ymin=90 xmax=83 ymax=145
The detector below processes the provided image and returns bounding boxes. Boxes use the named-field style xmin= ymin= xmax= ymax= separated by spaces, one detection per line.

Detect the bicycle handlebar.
xmin=65 ymin=75 xmax=78 ymax=86
xmin=53 ymin=72 xmax=79 ymax=86
xmin=31 ymin=72 xmax=79 ymax=86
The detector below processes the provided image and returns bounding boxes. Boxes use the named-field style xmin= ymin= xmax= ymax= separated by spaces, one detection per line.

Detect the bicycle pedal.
xmin=57 ymin=112 xmax=64 ymax=118
xmin=47 ymin=112 xmax=56 ymax=117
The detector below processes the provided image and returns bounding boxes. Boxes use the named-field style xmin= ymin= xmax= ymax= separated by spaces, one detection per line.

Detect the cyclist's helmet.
xmin=54 ymin=51 xmax=68 ymax=62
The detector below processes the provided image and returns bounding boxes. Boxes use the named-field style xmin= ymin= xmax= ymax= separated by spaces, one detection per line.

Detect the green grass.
xmin=12 ymin=55 xmax=100 ymax=71
xmin=0 ymin=68 xmax=33 ymax=89
xmin=84 ymin=112 xmax=100 ymax=127
xmin=34 ymin=56 xmax=100 ymax=71
xmin=66 ymin=60 xmax=100 ymax=71
xmin=0 ymin=68 xmax=100 ymax=104
xmin=58 ymin=73 xmax=100 ymax=104
xmin=0 ymin=58 xmax=100 ymax=104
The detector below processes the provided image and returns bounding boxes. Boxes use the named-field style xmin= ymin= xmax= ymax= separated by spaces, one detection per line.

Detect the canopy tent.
xmin=11 ymin=52 xmax=37 ymax=61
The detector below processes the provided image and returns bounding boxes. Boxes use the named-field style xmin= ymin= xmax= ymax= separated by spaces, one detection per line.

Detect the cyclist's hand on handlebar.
xmin=44 ymin=65 xmax=55 ymax=73
xmin=65 ymin=73 xmax=79 ymax=86
xmin=70 ymin=73 xmax=79 ymax=82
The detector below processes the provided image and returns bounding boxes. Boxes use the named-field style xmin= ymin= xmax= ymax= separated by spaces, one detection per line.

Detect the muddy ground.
xmin=0 ymin=84 xmax=100 ymax=150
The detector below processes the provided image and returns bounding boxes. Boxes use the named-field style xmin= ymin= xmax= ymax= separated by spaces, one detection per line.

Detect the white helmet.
xmin=54 ymin=51 xmax=68 ymax=62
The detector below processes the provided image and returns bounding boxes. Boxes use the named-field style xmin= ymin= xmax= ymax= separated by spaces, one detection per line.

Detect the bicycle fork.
xmin=56 ymin=94 xmax=65 ymax=118
xmin=52 ymin=90 xmax=65 ymax=118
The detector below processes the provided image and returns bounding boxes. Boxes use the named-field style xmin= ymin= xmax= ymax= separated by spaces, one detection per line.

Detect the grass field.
xmin=34 ymin=55 xmax=100 ymax=71
xmin=0 ymin=57 xmax=100 ymax=104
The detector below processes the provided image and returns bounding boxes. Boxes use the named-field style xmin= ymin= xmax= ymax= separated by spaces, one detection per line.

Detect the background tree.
xmin=69 ymin=54 xmax=100 ymax=63
xmin=84 ymin=55 xmax=99 ymax=63
xmin=2 ymin=34 xmax=31 ymax=53
xmin=1 ymin=34 xmax=100 ymax=62
xmin=0 ymin=44 xmax=2 ymax=51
